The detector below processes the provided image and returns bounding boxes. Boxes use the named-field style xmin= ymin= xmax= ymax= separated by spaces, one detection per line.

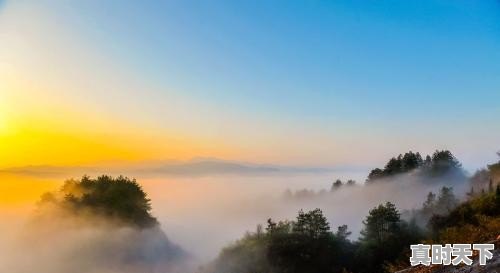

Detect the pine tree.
xmin=293 ymin=208 xmax=331 ymax=238
xmin=331 ymin=179 xmax=343 ymax=191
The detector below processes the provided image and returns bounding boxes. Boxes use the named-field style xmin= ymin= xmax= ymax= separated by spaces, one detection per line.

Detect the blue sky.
xmin=66 ymin=0 xmax=500 ymax=118
xmin=1 ymin=0 xmax=499 ymax=170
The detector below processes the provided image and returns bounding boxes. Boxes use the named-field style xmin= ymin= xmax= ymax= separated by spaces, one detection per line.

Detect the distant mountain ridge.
xmin=0 ymin=158 xmax=341 ymax=177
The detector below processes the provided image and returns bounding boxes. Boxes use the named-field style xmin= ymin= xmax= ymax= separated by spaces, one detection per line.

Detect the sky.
xmin=1 ymin=0 xmax=500 ymax=171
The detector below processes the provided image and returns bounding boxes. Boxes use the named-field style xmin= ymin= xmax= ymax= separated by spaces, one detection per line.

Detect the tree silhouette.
xmin=39 ymin=175 xmax=158 ymax=228
xmin=360 ymin=202 xmax=401 ymax=244
xmin=356 ymin=202 xmax=422 ymax=273
xmin=331 ymin=179 xmax=343 ymax=191
xmin=293 ymin=208 xmax=330 ymax=238
xmin=366 ymin=150 xmax=465 ymax=183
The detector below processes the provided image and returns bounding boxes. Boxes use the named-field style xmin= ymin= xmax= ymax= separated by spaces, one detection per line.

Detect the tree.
xmin=424 ymin=155 xmax=432 ymax=165
xmin=33 ymin=175 xmax=188 ymax=273
xmin=265 ymin=209 xmax=353 ymax=273
xmin=422 ymin=191 xmax=436 ymax=215
xmin=428 ymin=150 xmax=463 ymax=177
xmin=435 ymin=186 xmax=459 ymax=214
xmin=428 ymin=187 xmax=500 ymax=243
xmin=346 ymin=179 xmax=356 ymax=186
xmin=357 ymin=202 xmax=411 ymax=273
xmin=360 ymin=202 xmax=401 ymax=244
xmin=366 ymin=151 xmax=426 ymax=183
xmin=469 ymin=168 xmax=491 ymax=193
xmin=266 ymin=218 xmax=292 ymax=234
xmin=40 ymin=175 xmax=158 ymax=228
xmin=293 ymin=208 xmax=330 ymax=239
xmin=401 ymin=151 xmax=423 ymax=172
xmin=335 ymin=224 xmax=352 ymax=240
xmin=487 ymin=161 xmax=500 ymax=187
xmin=331 ymin=179 xmax=343 ymax=191
xmin=367 ymin=168 xmax=384 ymax=182
xmin=415 ymin=188 xmax=458 ymax=231
xmin=384 ymin=156 xmax=403 ymax=175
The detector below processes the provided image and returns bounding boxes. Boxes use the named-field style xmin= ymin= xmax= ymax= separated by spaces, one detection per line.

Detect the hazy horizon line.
xmin=0 ymin=158 xmax=369 ymax=178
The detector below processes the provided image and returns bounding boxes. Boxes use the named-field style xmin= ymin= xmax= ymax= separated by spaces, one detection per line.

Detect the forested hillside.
xmin=202 ymin=151 xmax=500 ymax=273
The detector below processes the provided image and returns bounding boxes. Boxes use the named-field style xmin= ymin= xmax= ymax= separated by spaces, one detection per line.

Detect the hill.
xmin=7 ymin=175 xmax=191 ymax=273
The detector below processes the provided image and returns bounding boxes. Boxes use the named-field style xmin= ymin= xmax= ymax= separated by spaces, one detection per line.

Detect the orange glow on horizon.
xmin=0 ymin=173 xmax=59 ymax=206
xmin=0 ymin=113 xmax=237 ymax=168
xmin=0 ymin=76 xmax=237 ymax=168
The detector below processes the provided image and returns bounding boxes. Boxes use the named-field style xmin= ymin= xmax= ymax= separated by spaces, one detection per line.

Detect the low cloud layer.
xmin=0 ymin=218 xmax=192 ymax=273
xmin=0 ymin=177 xmax=194 ymax=273
xmin=0 ymin=163 xmax=471 ymax=270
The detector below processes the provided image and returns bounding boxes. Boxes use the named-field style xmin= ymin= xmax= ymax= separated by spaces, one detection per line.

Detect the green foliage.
xmin=435 ymin=186 xmax=459 ymax=213
xmin=422 ymin=191 xmax=436 ymax=213
xmin=488 ymin=161 xmax=500 ymax=181
xmin=360 ymin=202 xmax=401 ymax=244
xmin=206 ymin=209 xmax=357 ymax=273
xmin=411 ymin=186 xmax=460 ymax=228
xmin=367 ymin=168 xmax=384 ymax=181
xmin=346 ymin=179 xmax=356 ymax=186
xmin=401 ymin=152 xmax=424 ymax=171
xmin=366 ymin=150 xmax=465 ymax=183
xmin=469 ymin=168 xmax=491 ymax=194
xmin=293 ymin=208 xmax=330 ymax=238
xmin=335 ymin=224 xmax=352 ymax=241
xmin=331 ymin=179 xmax=356 ymax=192
xmin=207 ymin=205 xmax=425 ymax=273
xmin=367 ymin=151 xmax=423 ymax=182
xmin=209 ymin=232 xmax=271 ymax=273
xmin=429 ymin=190 xmax=500 ymax=243
xmin=356 ymin=202 xmax=423 ymax=273
xmin=208 ymin=186 xmax=498 ymax=273
xmin=436 ymin=216 xmax=500 ymax=244
xmin=207 ymin=151 xmax=498 ymax=273
xmin=426 ymin=150 xmax=463 ymax=177
xmin=39 ymin=175 xmax=158 ymax=228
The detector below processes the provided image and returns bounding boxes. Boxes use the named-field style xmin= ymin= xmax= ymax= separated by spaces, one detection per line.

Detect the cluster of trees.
xmin=283 ymin=178 xmax=358 ymax=200
xmin=38 ymin=175 xmax=158 ymax=228
xmin=33 ymin=175 xmax=190 ymax=272
xmin=367 ymin=151 xmax=424 ymax=181
xmin=206 ymin=182 xmax=500 ymax=273
xmin=412 ymin=186 xmax=460 ymax=223
xmin=203 ymin=203 xmax=423 ymax=273
xmin=283 ymin=188 xmax=321 ymax=199
xmin=286 ymin=150 xmax=467 ymax=201
xmin=367 ymin=150 xmax=465 ymax=182
xmin=469 ymin=157 xmax=500 ymax=195
xmin=331 ymin=179 xmax=357 ymax=191
xmin=469 ymin=168 xmax=492 ymax=194
xmin=489 ymin=156 xmax=500 ymax=181
xmin=28 ymin=150 xmax=496 ymax=273
xmin=428 ymin=184 xmax=500 ymax=244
